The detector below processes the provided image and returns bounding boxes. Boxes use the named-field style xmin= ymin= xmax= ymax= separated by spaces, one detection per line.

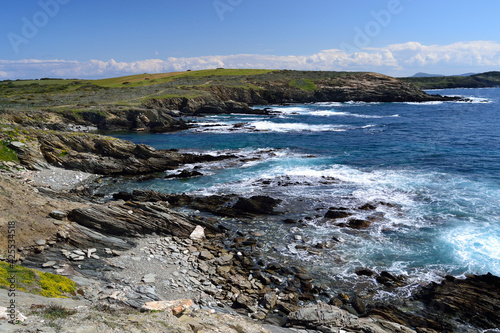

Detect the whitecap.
xmin=249 ymin=121 xmax=348 ymax=132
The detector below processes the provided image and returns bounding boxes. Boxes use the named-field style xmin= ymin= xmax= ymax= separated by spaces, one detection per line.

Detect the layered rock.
xmin=68 ymin=201 xmax=218 ymax=239
xmin=21 ymin=131 xmax=226 ymax=175
xmin=145 ymin=72 xmax=458 ymax=114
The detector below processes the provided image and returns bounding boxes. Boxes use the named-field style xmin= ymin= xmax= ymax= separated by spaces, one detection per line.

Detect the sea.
xmin=107 ymin=88 xmax=500 ymax=300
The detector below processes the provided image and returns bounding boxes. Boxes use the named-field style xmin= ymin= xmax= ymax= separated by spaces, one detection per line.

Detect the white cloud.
xmin=1 ymin=41 xmax=499 ymax=79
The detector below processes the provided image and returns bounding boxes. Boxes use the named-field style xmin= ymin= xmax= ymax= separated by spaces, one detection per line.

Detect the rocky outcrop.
xmin=287 ymin=302 xmax=416 ymax=333
xmin=33 ymin=132 xmax=228 ymax=175
xmin=0 ymin=107 xmax=187 ymax=133
xmin=370 ymin=273 xmax=500 ymax=332
xmin=113 ymin=190 xmax=282 ymax=217
xmin=145 ymin=73 xmax=459 ymax=115
xmin=68 ymin=201 xmax=219 ymax=239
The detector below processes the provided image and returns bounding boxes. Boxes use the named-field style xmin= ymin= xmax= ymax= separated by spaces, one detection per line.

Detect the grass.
xmin=0 ymin=261 xmax=77 ymax=298
xmin=32 ymin=303 xmax=77 ymax=320
xmin=289 ymin=79 xmax=317 ymax=92
xmin=92 ymin=69 xmax=276 ymax=88
xmin=0 ymin=141 xmax=20 ymax=162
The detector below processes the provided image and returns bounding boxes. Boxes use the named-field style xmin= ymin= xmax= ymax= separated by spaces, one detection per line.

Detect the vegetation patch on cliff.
xmin=0 ymin=141 xmax=19 ymax=162
xmin=0 ymin=261 xmax=77 ymax=298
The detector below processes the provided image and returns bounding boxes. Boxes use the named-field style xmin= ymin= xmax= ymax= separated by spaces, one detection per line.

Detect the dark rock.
xmin=358 ymin=203 xmax=377 ymax=210
xmin=165 ymin=169 xmax=203 ymax=179
xmin=232 ymin=195 xmax=282 ymax=215
xmin=415 ymin=273 xmax=500 ymax=330
xmin=346 ymin=218 xmax=372 ymax=229
xmin=324 ymin=207 xmax=352 ymax=219
xmin=355 ymin=267 xmax=375 ymax=276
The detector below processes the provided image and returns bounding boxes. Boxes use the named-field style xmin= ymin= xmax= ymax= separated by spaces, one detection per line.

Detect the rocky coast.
xmin=1 ymin=125 xmax=499 ymax=333
xmin=1 ymin=70 xmax=499 ymax=332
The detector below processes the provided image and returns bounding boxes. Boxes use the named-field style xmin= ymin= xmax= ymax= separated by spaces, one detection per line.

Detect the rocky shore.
xmin=1 ymin=125 xmax=500 ymax=333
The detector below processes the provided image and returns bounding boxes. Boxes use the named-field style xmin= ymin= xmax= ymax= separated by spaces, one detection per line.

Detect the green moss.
xmin=289 ymin=79 xmax=317 ymax=92
xmin=0 ymin=261 xmax=77 ymax=298
xmin=57 ymin=150 xmax=68 ymax=157
xmin=0 ymin=141 xmax=19 ymax=162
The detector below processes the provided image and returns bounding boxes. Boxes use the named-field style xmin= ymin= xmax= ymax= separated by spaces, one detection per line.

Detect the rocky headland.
xmin=1 ymin=70 xmax=498 ymax=332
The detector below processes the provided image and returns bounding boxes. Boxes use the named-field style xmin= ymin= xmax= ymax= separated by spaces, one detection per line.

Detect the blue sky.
xmin=1 ymin=0 xmax=500 ymax=79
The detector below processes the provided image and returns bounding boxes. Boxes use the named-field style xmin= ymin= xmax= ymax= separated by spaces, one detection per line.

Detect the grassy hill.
xmin=0 ymin=69 xmax=364 ymax=109
xmin=401 ymin=71 xmax=500 ymax=89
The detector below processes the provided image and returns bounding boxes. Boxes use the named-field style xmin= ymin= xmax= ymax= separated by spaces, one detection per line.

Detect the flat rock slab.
xmin=41 ymin=261 xmax=57 ymax=268
xmin=142 ymin=274 xmax=156 ymax=284
xmin=141 ymin=299 xmax=193 ymax=315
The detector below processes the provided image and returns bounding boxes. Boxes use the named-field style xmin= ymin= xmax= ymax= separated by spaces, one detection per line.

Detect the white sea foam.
xmin=250 ymin=121 xmax=349 ymax=132
xmin=404 ymin=101 xmax=444 ymax=105
xmin=442 ymin=225 xmax=500 ymax=275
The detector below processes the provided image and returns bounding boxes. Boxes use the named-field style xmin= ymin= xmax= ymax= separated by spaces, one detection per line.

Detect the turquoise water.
xmin=110 ymin=88 xmax=500 ymax=297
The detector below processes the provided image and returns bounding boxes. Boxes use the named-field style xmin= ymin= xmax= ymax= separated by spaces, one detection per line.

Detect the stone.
xmin=34 ymin=239 xmax=46 ymax=246
xmin=262 ymin=292 xmax=278 ymax=309
xmin=0 ymin=306 xmax=27 ymax=322
xmin=7 ymin=141 xmax=26 ymax=149
xmin=231 ymin=274 xmax=252 ymax=289
xmin=141 ymin=299 xmax=193 ymax=315
xmin=42 ymin=261 xmax=57 ymax=268
xmin=87 ymin=248 xmax=97 ymax=258
xmin=49 ymin=210 xmax=67 ymax=220
xmin=199 ymin=250 xmax=214 ymax=260
xmin=235 ymin=294 xmax=255 ymax=311
xmin=189 ymin=225 xmax=205 ymax=240
xmin=73 ymin=250 xmax=85 ymax=256
xmin=111 ymin=250 xmax=123 ymax=256
xmin=142 ymin=274 xmax=156 ymax=283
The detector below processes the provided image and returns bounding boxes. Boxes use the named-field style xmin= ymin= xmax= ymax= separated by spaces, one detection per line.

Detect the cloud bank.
xmin=1 ymin=41 xmax=499 ymax=79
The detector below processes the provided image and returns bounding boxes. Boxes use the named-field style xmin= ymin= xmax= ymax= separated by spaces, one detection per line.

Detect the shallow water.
xmin=108 ymin=88 xmax=500 ymax=297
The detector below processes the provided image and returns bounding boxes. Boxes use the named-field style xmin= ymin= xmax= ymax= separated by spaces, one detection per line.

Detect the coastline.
xmin=1 ymin=125 xmax=500 ymax=332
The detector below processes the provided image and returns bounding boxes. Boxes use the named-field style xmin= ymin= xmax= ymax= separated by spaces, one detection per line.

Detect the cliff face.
xmin=145 ymin=72 xmax=455 ymax=114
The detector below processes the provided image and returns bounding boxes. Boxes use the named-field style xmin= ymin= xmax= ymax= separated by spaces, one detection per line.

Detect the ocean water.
xmin=109 ymin=88 xmax=500 ymax=298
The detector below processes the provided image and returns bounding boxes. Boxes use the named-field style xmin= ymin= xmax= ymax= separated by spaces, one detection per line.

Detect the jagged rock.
xmin=262 ymin=292 xmax=278 ymax=309
xmin=415 ymin=273 xmax=500 ymax=330
xmin=34 ymin=132 xmax=230 ymax=176
xmin=68 ymin=201 xmax=217 ymax=238
xmin=346 ymin=218 xmax=372 ymax=229
xmin=324 ymin=207 xmax=352 ymax=219
xmin=232 ymin=195 xmax=282 ymax=215
xmin=288 ymin=302 xmax=416 ymax=333
xmin=199 ymin=250 xmax=215 ymax=260
xmin=165 ymin=169 xmax=203 ymax=179
xmin=161 ymin=193 xmax=281 ymax=217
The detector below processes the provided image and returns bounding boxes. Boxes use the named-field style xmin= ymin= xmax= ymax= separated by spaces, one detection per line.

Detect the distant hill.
xmin=412 ymin=72 xmax=445 ymax=78
xmin=402 ymin=71 xmax=500 ymax=89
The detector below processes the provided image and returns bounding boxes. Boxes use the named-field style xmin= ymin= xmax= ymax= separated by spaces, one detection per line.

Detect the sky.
xmin=1 ymin=0 xmax=500 ymax=79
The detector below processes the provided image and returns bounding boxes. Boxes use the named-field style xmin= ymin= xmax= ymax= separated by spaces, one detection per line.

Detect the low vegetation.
xmin=0 ymin=261 xmax=77 ymax=298
xmin=0 ymin=141 xmax=19 ymax=162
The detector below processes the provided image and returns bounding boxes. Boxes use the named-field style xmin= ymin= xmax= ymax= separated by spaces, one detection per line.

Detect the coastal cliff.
xmin=1 ymin=69 xmax=458 ymax=133
xmin=144 ymin=71 xmax=457 ymax=114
